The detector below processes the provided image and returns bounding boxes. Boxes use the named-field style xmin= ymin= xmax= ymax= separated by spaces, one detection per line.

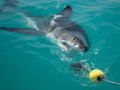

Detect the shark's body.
xmin=0 ymin=0 xmax=90 ymax=52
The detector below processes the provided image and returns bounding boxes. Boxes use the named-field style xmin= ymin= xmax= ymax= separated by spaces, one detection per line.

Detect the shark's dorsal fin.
xmin=59 ymin=5 xmax=72 ymax=18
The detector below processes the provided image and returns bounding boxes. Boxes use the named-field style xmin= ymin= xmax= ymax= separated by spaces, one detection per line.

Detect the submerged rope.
xmin=103 ymin=79 xmax=120 ymax=86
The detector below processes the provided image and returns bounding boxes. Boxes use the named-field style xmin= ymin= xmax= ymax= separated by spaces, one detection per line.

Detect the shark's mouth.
xmin=46 ymin=32 xmax=76 ymax=51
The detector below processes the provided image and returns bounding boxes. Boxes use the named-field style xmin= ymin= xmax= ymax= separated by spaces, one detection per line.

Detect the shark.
xmin=0 ymin=0 xmax=90 ymax=52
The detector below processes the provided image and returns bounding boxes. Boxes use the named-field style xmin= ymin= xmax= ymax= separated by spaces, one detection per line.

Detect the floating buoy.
xmin=89 ymin=69 xmax=104 ymax=82
xmin=89 ymin=69 xmax=120 ymax=86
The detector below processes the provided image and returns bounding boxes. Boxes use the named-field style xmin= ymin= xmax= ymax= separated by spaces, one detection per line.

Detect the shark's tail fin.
xmin=0 ymin=27 xmax=46 ymax=35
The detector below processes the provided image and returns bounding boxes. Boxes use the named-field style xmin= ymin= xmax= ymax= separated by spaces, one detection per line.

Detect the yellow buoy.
xmin=89 ymin=69 xmax=104 ymax=82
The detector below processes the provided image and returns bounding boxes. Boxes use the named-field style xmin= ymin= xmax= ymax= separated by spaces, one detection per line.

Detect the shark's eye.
xmin=74 ymin=43 xmax=77 ymax=45
xmin=72 ymin=37 xmax=76 ymax=41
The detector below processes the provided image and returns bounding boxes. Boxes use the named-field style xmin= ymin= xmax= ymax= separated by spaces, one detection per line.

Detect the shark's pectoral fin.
xmin=58 ymin=5 xmax=72 ymax=18
xmin=0 ymin=27 xmax=45 ymax=35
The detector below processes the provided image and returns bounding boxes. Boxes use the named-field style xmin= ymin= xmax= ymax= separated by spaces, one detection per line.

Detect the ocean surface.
xmin=0 ymin=0 xmax=120 ymax=90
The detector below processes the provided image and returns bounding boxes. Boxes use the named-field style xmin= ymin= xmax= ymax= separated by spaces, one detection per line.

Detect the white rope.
xmin=103 ymin=79 xmax=120 ymax=86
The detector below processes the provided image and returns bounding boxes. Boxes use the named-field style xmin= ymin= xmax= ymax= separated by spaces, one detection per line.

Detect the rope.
xmin=103 ymin=79 xmax=120 ymax=86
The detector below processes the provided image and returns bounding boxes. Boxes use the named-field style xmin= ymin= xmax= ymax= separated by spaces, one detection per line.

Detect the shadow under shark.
xmin=0 ymin=0 xmax=90 ymax=53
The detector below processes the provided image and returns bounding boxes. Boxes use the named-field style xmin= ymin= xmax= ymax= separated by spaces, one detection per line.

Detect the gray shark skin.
xmin=0 ymin=1 xmax=90 ymax=52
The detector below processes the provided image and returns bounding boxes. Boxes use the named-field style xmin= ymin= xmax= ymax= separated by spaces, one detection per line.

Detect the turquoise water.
xmin=0 ymin=0 xmax=120 ymax=90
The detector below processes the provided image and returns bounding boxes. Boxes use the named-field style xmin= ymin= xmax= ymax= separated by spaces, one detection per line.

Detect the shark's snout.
xmin=74 ymin=38 xmax=88 ymax=52
xmin=77 ymin=41 xmax=89 ymax=52
xmin=84 ymin=47 xmax=89 ymax=52
xmin=79 ymin=46 xmax=88 ymax=52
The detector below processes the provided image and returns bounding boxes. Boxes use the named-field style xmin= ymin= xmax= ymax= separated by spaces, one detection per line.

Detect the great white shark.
xmin=0 ymin=0 xmax=90 ymax=52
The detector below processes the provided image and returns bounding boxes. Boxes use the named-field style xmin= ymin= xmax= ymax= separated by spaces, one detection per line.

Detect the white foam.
xmin=94 ymin=48 xmax=99 ymax=55
xmin=46 ymin=32 xmax=55 ymax=39
xmin=53 ymin=14 xmax=62 ymax=20
xmin=25 ymin=16 xmax=39 ymax=30
xmin=50 ymin=14 xmax=62 ymax=27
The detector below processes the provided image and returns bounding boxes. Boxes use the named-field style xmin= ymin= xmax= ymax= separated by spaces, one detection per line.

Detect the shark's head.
xmin=50 ymin=5 xmax=90 ymax=52
xmin=68 ymin=36 xmax=88 ymax=52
